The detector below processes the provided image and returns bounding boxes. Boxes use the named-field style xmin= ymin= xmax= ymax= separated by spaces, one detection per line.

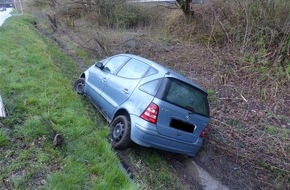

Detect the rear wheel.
xmin=110 ymin=115 xmax=131 ymax=149
xmin=73 ymin=78 xmax=85 ymax=95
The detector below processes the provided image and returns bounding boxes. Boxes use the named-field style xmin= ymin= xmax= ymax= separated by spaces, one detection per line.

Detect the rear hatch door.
xmin=154 ymin=78 xmax=210 ymax=143
xmin=155 ymin=99 xmax=209 ymax=143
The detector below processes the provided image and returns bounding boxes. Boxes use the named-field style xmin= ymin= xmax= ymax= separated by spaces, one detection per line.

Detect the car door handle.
xmin=102 ymin=78 xmax=107 ymax=82
xmin=123 ymin=89 xmax=129 ymax=94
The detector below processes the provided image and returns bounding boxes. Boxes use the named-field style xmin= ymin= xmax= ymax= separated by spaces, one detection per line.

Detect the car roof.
xmin=117 ymin=54 xmax=206 ymax=93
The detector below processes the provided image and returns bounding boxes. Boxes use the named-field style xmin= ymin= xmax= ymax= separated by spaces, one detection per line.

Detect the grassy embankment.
xmin=0 ymin=15 xmax=135 ymax=189
xmin=0 ymin=13 xmax=187 ymax=190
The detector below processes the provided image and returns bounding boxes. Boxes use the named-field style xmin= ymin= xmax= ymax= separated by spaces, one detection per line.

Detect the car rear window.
xmin=162 ymin=78 xmax=209 ymax=117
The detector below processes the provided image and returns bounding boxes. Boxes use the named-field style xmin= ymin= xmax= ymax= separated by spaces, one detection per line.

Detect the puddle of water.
xmin=184 ymin=159 xmax=229 ymax=190
xmin=192 ymin=161 xmax=229 ymax=190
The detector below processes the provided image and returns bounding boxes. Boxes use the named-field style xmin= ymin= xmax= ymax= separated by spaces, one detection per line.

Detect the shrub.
xmin=28 ymin=0 xmax=158 ymax=29
xmin=201 ymin=0 xmax=289 ymax=69
xmin=85 ymin=0 xmax=158 ymax=28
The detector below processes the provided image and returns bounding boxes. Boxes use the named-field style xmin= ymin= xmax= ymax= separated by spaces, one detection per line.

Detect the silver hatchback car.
xmin=74 ymin=54 xmax=210 ymax=156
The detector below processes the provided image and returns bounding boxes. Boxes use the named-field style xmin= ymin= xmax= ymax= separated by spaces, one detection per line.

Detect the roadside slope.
xmin=0 ymin=15 xmax=135 ymax=190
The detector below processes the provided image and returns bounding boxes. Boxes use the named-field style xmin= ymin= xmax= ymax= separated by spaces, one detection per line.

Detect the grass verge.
xmin=0 ymin=15 xmax=135 ymax=189
xmin=0 ymin=14 xmax=189 ymax=190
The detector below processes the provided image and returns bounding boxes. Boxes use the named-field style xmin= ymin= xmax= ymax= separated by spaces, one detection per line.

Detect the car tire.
xmin=73 ymin=78 xmax=85 ymax=95
xmin=110 ymin=115 xmax=131 ymax=149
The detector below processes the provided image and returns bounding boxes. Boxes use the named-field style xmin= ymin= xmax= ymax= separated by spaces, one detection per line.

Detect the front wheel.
xmin=73 ymin=78 xmax=85 ymax=95
xmin=110 ymin=115 xmax=131 ymax=149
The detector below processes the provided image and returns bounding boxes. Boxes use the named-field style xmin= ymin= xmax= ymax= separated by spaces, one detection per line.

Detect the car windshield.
xmin=163 ymin=78 xmax=209 ymax=117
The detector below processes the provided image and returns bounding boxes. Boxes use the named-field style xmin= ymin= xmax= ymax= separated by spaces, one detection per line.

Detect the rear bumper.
xmin=130 ymin=115 xmax=203 ymax=156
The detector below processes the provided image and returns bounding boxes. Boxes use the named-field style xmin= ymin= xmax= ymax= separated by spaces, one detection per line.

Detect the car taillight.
xmin=140 ymin=103 xmax=159 ymax=124
xmin=200 ymin=125 xmax=209 ymax=138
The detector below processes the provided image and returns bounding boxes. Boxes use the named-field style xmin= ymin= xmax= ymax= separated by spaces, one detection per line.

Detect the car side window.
xmin=117 ymin=58 xmax=150 ymax=79
xmin=103 ymin=56 xmax=129 ymax=74
xmin=139 ymin=79 xmax=162 ymax=96
xmin=144 ymin=67 xmax=158 ymax=77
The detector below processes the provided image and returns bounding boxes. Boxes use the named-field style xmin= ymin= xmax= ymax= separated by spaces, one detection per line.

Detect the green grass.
xmin=0 ymin=128 xmax=8 ymax=146
xmin=0 ymin=14 xmax=188 ymax=190
xmin=0 ymin=15 xmax=135 ymax=189
xmin=124 ymin=148 xmax=186 ymax=190
xmin=207 ymin=89 xmax=217 ymax=105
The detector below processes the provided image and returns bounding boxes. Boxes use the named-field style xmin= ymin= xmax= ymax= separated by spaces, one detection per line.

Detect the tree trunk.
xmin=176 ymin=0 xmax=192 ymax=15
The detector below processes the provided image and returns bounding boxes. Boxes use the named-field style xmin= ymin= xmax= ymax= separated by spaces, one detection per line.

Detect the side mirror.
xmin=95 ymin=62 xmax=104 ymax=70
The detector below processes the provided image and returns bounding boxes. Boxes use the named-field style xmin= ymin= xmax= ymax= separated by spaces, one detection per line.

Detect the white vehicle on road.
xmin=0 ymin=7 xmax=6 ymax=11
xmin=0 ymin=7 xmax=12 ymax=26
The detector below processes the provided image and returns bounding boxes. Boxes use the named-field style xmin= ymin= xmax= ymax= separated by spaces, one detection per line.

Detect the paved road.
xmin=0 ymin=8 xmax=13 ymax=26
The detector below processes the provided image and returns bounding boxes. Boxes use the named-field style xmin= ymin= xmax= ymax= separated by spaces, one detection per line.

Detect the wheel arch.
xmin=113 ymin=109 xmax=131 ymax=123
xmin=80 ymin=73 xmax=86 ymax=79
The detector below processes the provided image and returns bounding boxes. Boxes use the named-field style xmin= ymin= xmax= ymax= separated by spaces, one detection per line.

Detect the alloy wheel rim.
xmin=113 ymin=121 xmax=125 ymax=142
xmin=76 ymin=82 xmax=84 ymax=93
